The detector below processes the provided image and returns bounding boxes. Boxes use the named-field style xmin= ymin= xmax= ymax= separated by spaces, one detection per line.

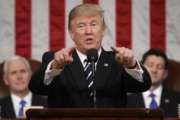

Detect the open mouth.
xmin=86 ymin=38 xmax=93 ymax=44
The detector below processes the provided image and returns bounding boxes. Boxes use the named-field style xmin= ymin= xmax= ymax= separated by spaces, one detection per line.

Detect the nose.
xmin=85 ymin=25 xmax=93 ymax=34
xmin=17 ymin=72 xmax=23 ymax=80
xmin=150 ymin=66 xmax=158 ymax=73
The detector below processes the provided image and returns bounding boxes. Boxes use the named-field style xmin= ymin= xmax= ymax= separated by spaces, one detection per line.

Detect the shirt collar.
xmin=11 ymin=92 xmax=32 ymax=103
xmin=76 ymin=48 xmax=102 ymax=66
xmin=143 ymin=85 xmax=163 ymax=98
xmin=11 ymin=92 xmax=32 ymax=117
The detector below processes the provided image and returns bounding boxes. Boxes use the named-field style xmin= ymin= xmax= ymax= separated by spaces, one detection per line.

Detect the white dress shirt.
xmin=11 ymin=92 xmax=32 ymax=117
xmin=44 ymin=48 xmax=144 ymax=85
xmin=142 ymin=85 xmax=163 ymax=108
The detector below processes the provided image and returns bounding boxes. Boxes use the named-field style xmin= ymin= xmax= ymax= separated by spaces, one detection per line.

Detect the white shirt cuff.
xmin=124 ymin=61 xmax=144 ymax=82
xmin=44 ymin=60 xmax=63 ymax=85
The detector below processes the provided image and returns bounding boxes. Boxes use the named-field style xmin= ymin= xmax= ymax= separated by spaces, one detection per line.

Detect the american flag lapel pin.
xmin=164 ymin=98 xmax=170 ymax=103
xmin=104 ymin=63 xmax=109 ymax=67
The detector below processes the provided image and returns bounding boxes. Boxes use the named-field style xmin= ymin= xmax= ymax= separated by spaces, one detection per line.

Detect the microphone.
xmin=86 ymin=49 xmax=98 ymax=77
xmin=86 ymin=49 xmax=98 ymax=107
xmin=87 ymin=48 xmax=98 ymax=63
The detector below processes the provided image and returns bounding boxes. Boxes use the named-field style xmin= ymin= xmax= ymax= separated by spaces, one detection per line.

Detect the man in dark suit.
xmin=0 ymin=56 xmax=47 ymax=118
xmin=127 ymin=48 xmax=180 ymax=117
xmin=29 ymin=3 xmax=151 ymax=108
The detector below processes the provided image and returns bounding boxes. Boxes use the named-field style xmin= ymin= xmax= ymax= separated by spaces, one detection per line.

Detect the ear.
xmin=163 ymin=69 xmax=168 ymax=80
xmin=29 ymin=71 xmax=32 ymax=80
xmin=69 ymin=29 xmax=75 ymax=41
xmin=102 ymin=26 xmax=107 ymax=37
xmin=3 ymin=75 xmax=9 ymax=86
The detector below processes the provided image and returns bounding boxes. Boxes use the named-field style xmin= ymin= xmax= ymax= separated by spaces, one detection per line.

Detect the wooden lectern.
xmin=26 ymin=108 xmax=164 ymax=120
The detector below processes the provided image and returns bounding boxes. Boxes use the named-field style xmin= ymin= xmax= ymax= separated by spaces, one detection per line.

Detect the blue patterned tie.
xmin=149 ymin=92 xmax=158 ymax=109
xmin=18 ymin=99 xmax=26 ymax=117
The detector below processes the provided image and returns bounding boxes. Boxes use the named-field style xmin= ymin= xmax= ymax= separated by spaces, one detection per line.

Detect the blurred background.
xmin=0 ymin=0 xmax=180 ymax=95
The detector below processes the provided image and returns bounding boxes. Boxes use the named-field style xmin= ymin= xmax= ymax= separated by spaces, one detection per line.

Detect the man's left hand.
xmin=111 ymin=46 xmax=137 ymax=69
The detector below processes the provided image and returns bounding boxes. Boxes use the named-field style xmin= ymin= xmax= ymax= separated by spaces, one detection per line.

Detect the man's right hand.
xmin=51 ymin=48 xmax=74 ymax=69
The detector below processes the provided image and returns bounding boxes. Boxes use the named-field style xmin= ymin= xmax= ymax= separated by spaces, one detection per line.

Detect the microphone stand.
xmin=91 ymin=60 xmax=96 ymax=107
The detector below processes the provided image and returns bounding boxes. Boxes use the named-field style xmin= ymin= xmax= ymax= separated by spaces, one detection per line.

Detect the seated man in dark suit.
xmin=29 ymin=3 xmax=151 ymax=108
xmin=0 ymin=56 xmax=47 ymax=118
xmin=127 ymin=48 xmax=180 ymax=117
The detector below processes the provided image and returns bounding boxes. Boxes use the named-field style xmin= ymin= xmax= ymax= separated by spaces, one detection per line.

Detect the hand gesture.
xmin=111 ymin=46 xmax=137 ymax=68
xmin=52 ymin=48 xmax=74 ymax=69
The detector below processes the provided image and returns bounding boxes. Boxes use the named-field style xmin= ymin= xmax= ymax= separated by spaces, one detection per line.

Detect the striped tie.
xmin=84 ymin=61 xmax=94 ymax=90
xmin=84 ymin=59 xmax=97 ymax=107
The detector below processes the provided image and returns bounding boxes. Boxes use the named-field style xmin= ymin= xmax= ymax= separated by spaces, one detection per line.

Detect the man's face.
xmin=4 ymin=59 xmax=31 ymax=94
xmin=144 ymin=55 xmax=168 ymax=86
xmin=69 ymin=14 xmax=105 ymax=54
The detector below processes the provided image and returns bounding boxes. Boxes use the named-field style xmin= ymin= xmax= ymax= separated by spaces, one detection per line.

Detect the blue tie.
xmin=149 ymin=92 xmax=158 ymax=109
xmin=18 ymin=99 xmax=26 ymax=117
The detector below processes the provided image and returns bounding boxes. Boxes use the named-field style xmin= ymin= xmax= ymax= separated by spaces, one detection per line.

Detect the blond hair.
xmin=68 ymin=3 xmax=106 ymax=30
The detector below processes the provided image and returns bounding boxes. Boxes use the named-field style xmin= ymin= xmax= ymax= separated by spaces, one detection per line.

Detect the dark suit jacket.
xmin=29 ymin=50 xmax=151 ymax=107
xmin=127 ymin=87 xmax=180 ymax=117
xmin=0 ymin=94 xmax=47 ymax=118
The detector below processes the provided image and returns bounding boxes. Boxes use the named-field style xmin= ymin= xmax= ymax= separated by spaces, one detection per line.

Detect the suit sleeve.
xmin=122 ymin=64 xmax=152 ymax=92
xmin=29 ymin=51 xmax=54 ymax=95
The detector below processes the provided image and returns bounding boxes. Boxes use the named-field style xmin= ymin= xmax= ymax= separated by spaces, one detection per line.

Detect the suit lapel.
xmin=95 ymin=50 xmax=113 ymax=89
xmin=68 ymin=51 xmax=88 ymax=90
xmin=5 ymin=96 xmax=16 ymax=117
xmin=160 ymin=88 xmax=171 ymax=108
xmin=68 ymin=50 xmax=114 ymax=90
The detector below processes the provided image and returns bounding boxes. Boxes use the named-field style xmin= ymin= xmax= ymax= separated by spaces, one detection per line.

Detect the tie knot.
xmin=20 ymin=99 xmax=26 ymax=106
xmin=84 ymin=59 xmax=88 ymax=65
xmin=149 ymin=92 xmax=156 ymax=98
xmin=84 ymin=59 xmax=88 ymax=63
